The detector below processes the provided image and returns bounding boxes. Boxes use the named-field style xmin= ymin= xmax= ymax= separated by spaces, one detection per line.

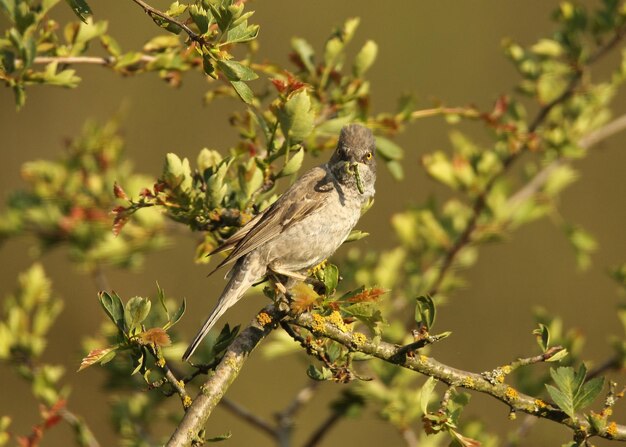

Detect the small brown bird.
xmin=183 ymin=124 xmax=376 ymax=360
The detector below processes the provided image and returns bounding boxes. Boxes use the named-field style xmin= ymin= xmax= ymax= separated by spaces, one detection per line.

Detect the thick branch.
xmin=166 ymin=305 xmax=286 ymax=447
xmin=292 ymin=312 xmax=626 ymax=442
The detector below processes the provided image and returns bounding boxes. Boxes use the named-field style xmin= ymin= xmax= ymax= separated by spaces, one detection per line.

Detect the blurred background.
xmin=1 ymin=1 xmax=625 ymax=445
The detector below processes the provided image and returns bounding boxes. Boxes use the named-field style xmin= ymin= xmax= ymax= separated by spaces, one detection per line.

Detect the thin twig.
xmin=507 ymin=111 xmax=626 ymax=209
xmin=427 ymin=28 xmax=626 ymax=297
xmin=275 ymin=381 xmax=320 ymax=446
xmin=130 ymin=0 xmax=205 ymax=45
xmin=302 ymin=411 xmax=343 ymax=447
xmin=399 ymin=427 xmax=419 ymax=447
xmin=410 ymin=106 xmax=481 ymax=120
xmin=32 ymin=55 xmax=155 ymax=66
xmin=220 ymin=398 xmax=277 ymax=440
xmin=58 ymin=408 xmax=101 ymax=447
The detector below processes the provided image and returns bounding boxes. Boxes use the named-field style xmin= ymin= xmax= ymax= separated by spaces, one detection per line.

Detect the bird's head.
xmin=329 ymin=124 xmax=376 ymax=196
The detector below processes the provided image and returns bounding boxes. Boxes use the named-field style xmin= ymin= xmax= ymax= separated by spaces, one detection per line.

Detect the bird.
xmin=182 ymin=123 xmax=376 ymax=360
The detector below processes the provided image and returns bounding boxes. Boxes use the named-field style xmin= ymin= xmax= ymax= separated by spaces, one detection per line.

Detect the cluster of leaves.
xmin=0 ymin=0 xmax=263 ymax=108
xmin=79 ymin=286 xmax=239 ymax=445
xmin=0 ymin=118 xmax=167 ymax=271
xmin=2 ymin=0 xmax=626 ymax=446
xmin=111 ymin=17 xmax=407 ymax=264
xmin=0 ymin=264 xmax=95 ymax=446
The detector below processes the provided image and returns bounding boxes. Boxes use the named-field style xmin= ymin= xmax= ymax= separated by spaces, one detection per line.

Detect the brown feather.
xmin=207 ymin=166 xmax=331 ymax=276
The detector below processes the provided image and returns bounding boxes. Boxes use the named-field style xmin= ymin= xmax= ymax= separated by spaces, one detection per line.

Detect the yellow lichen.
xmin=462 ymin=376 xmax=475 ymax=388
xmin=505 ymin=387 xmax=519 ymax=401
xmin=257 ymin=312 xmax=272 ymax=327
xmin=502 ymin=365 xmax=512 ymax=375
xmin=327 ymin=311 xmax=347 ymax=332
xmin=311 ymin=313 xmax=325 ymax=332
xmin=607 ymin=421 xmax=618 ymax=438
xmin=352 ymin=332 xmax=367 ymax=346
xmin=497 ymin=373 xmax=505 ymax=383
xmin=156 ymin=357 xmax=165 ymax=368
xmin=419 ymin=355 xmax=429 ymax=363
xmin=183 ymin=395 xmax=192 ymax=408
xmin=534 ymin=399 xmax=547 ymax=410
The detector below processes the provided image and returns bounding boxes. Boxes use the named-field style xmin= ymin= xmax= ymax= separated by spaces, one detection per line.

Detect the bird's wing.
xmin=209 ymin=209 xmax=268 ymax=257
xmin=208 ymin=166 xmax=331 ymax=275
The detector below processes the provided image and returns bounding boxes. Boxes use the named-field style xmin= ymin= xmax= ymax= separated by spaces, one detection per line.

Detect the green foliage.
xmin=545 ymin=364 xmax=605 ymax=421
xmin=0 ymin=118 xmax=167 ymax=270
xmin=2 ymin=1 xmax=626 ymax=446
xmin=79 ymin=286 xmax=186 ymax=376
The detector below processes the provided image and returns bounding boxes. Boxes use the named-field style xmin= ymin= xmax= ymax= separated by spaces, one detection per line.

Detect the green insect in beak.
xmin=347 ymin=162 xmax=365 ymax=194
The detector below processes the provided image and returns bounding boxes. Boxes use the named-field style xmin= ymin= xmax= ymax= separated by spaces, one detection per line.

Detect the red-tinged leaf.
xmin=139 ymin=187 xmax=154 ymax=198
xmin=491 ymin=95 xmax=509 ymax=119
xmin=346 ymin=287 xmax=388 ymax=303
xmin=113 ymin=182 xmax=128 ymax=200
xmin=271 ymin=78 xmax=287 ymax=93
xmin=78 ymin=347 xmax=115 ymax=371
xmin=43 ymin=415 xmax=61 ymax=430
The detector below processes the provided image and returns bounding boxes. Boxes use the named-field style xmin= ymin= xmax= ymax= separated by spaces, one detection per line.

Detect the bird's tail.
xmin=182 ymin=261 xmax=260 ymax=361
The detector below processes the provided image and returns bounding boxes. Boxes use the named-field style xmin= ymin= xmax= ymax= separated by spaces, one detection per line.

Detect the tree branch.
xmin=166 ymin=304 xmax=286 ymax=447
xmin=507 ymin=111 xmax=626 ymax=209
xmin=275 ymin=381 xmax=320 ymax=446
xmin=291 ymin=312 xmax=626 ymax=442
xmin=31 ymin=55 xmax=155 ymax=66
xmin=130 ymin=0 xmax=205 ymax=45
xmin=220 ymin=398 xmax=277 ymax=440
xmin=427 ymin=27 xmax=626 ymax=297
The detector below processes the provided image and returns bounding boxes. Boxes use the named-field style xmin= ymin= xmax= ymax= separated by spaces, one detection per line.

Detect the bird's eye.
xmin=364 ymin=152 xmax=373 ymax=161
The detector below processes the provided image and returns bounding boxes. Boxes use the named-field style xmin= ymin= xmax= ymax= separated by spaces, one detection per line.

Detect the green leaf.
xmin=354 ymin=40 xmax=378 ymax=76
xmin=420 ymin=376 xmax=438 ymax=415
xmin=385 ymin=160 xmax=404 ymax=181
xmin=546 ymin=383 xmax=575 ymax=419
xmin=124 ymin=296 xmax=151 ymax=330
xmin=306 ymin=364 xmax=332 ymax=381
xmin=422 ymin=151 xmax=457 ymax=189
xmin=546 ymin=348 xmax=569 ymax=363
xmin=226 ymin=22 xmax=259 ymax=44
xmin=230 ymin=80 xmax=255 ymax=104
xmin=217 ymin=60 xmax=258 ymax=81
xmin=375 ymin=136 xmax=403 ymax=160
xmin=189 ymin=5 xmax=210 ymax=34
xmin=533 ymin=323 xmax=550 ymax=352
xmin=291 ymin=37 xmax=316 ymax=74
xmin=415 ymin=295 xmax=436 ymax=330
xmin=168 ymin=297 xmax=186 ymax=328
xmin=277 ymin=147 xmax=304 ymax=178
xmin=64 ymin=0 xmax=92 ymax=23
xmin=574 ymin=376 xmax=604 ymax=412
xmin=99 ymin=291 xmax=126 ymax=333
xmin=278 ymin=90 xmax=315 ymax=143
xmin=531 ymin=38 xmax=563 ymax=57
xmin=157 ymin=283 xmax=169 ymax=321
xmin=322 ymin=263 xmax=339 ymax=295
